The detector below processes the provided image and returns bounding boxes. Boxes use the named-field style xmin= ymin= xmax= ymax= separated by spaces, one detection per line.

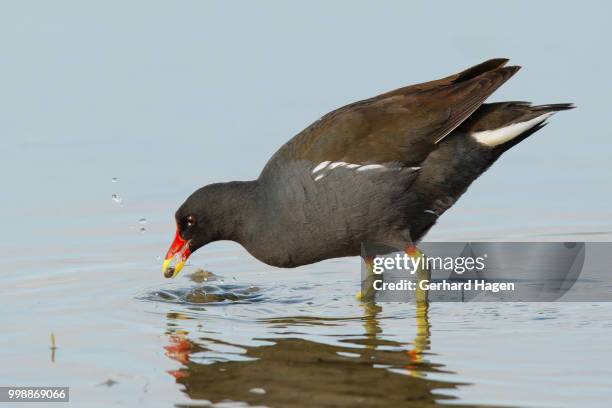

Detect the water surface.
xmin=2 ymin=200 xmax=612 ymax=407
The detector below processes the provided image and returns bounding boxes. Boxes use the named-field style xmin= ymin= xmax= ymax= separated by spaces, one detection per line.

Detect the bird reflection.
xmin=161 ymin=274 xmax=474 ymax=407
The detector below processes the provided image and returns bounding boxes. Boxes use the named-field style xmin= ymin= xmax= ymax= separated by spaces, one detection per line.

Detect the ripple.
xmin=139 ymin=281 xmax=314 ymax=306
xmin=140 ymin=284 xmax=266 ymax=305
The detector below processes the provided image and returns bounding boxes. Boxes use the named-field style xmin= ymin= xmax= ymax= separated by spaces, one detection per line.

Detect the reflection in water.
xmin=161 ymin=294 xmax=477 ymax=407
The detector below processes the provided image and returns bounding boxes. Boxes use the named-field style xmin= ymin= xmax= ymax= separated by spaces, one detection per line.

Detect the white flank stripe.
xmin=312 ymin=161 xmax=330 ymax=173
xmin=328 ymin=161 xmax=348 ymax=169
xmin=357 ymin=164 xmax=386 ymax=171
xmin=311 ymin=161 xmax=407 ymax=181
xmin=472 ymin=112 xmax=554 ymax=147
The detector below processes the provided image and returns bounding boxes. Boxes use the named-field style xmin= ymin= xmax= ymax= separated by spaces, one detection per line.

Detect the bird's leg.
xmin=406 ymin=244 xmax=430 ymax=305
xmin=405 ymin=244 xmax=431 ymax=377
xmin=358 ymin=234 xmax=411 ymax=302
xmin=357 ymin=256 xmax=378 ymax=302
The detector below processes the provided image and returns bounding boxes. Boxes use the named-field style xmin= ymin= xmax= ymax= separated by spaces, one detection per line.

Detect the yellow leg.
xmin=406 ymin=245 xmax=431 ymax=377
xmin=357 ymin=256 xmax=378 ymax=302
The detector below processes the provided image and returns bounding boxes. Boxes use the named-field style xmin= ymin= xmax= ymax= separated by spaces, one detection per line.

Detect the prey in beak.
xmin=162 ymin=229 xmax=191 ymax=278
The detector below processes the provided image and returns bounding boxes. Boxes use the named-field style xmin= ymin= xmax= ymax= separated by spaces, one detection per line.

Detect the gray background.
xmin=1 ymin=0 xmax=611 ymax=246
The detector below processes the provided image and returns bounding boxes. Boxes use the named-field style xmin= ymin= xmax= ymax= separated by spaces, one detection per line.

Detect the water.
xmin=2 ymin=2 xmax=612 ymax=407
xmin=2 ymin=198 xmax=612 ymax=407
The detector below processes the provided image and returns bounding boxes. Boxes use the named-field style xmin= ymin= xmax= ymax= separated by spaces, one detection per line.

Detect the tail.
xmin=459 ymin=102 xmax=575 ymax=149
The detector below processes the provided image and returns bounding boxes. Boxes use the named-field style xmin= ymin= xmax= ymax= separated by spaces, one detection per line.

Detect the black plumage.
xmin=162 ymin=58 xmax=574 ymax=276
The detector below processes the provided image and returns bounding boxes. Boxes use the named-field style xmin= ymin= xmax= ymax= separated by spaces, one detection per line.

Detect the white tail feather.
xmin=472 ymin=112 xmax=554 ymax=147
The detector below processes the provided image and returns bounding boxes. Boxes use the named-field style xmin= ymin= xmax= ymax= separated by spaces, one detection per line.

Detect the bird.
xmin=161 ymin=58 xmax=574 ymax=278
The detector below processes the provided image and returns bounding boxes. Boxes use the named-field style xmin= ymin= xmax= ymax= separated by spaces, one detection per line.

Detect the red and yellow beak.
xmin=162 ymin=229 xmax=191 ymax=278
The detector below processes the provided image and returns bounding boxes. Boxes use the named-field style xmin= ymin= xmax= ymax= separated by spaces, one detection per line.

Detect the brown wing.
xmin=275 ymin=59 xmax=520 ymax=167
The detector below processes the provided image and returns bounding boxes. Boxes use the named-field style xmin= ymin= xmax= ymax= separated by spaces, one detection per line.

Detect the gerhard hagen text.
xmin=373 ymin=279 xmax=515 ymax=293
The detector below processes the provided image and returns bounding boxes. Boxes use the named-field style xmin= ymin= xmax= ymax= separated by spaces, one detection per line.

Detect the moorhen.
xmin=162 ymin=58 xmax=573 ymax=277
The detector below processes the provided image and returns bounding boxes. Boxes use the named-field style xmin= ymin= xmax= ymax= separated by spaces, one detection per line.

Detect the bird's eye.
xmin=186 ymin=215 xmax=197 ymax=228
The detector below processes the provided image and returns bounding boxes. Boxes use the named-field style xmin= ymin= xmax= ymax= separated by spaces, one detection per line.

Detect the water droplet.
xmin=156 ymin=255 xmax=161 ymax=261
xmin=111 ymin=194 xmax=122 ymax=204
xmin=139 ymin=227 xmax=146 ymax=233
xmin=138 ymin=218 xmax=147 ymax=224
xmin=111 ymin=177 xmax=118 ymax=183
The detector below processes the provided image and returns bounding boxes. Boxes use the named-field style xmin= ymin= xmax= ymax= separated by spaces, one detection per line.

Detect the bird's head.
xmin=161 ymin=186 xmax=220 ymax=278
